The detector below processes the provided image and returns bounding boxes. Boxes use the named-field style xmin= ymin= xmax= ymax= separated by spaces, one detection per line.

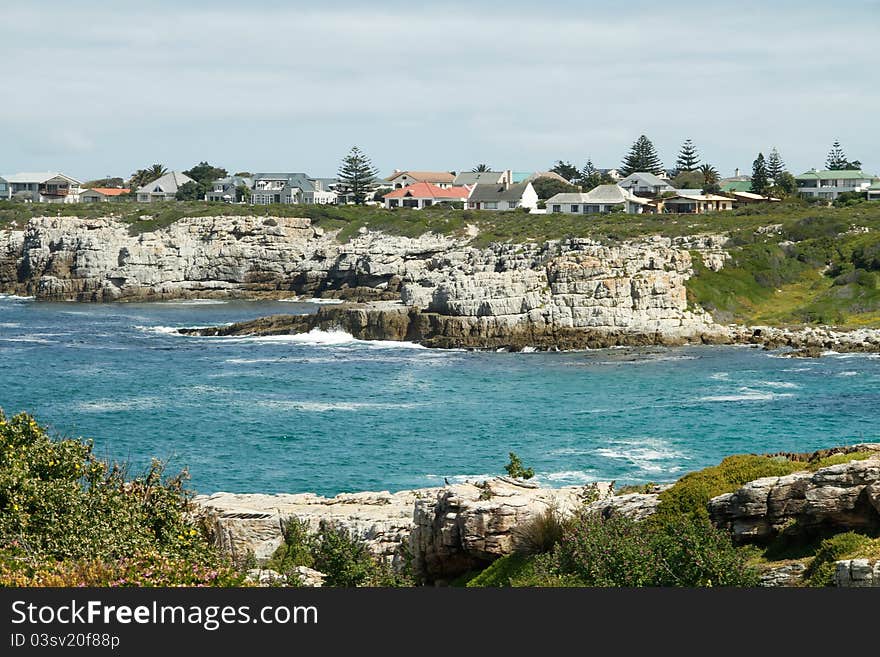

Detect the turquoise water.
xmin=1 ymin=294 xmax=878 ymax=496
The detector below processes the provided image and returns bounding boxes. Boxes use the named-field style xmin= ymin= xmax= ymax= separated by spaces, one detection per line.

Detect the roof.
xmin=796 ymin=169 xmax=871 ymax=180
xmin=585 ymin=184 xmax=650 ymax=204
xmin=2 ymin=172 xmax=81 ymax=185
xmin=467 ymin=182 xmax=533 ymax=202
xmin=720 ymin=180 xmax=753 ymax=192
xmin=512 ymin=171 xmax=571 ymax=184
xmin=383 ymin=182 xmax=470 ymax=200
xmin=251 ymin=172 xmax=316 ymax=191
xmin=453 ymin=171 xmax=507 ymax=186
xmin=545 ymin=192 xmax=589 ymax=204
xmin=731 ymin=191 xmax=781 ymax=201
xmin=665 ymin=193 xmax=732 ymax=202
xmin=385 ymin=171 xmax=455 ymax=184
xmin=136 ymin=171 xmax=195 ymax=195
xmin=84 ymin=187 xmax=130 ymax=196
xmin=617 ymin=172 xmax=672 ymax=187
xmin=870 ymin=180 xmax=880 ymax=190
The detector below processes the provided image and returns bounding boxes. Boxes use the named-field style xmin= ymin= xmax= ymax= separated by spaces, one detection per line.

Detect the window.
xmin=508 ymin=201 xmax=518 ymax=209
xmin=552 ymin=205 xmax=561 ymax=213
xmin=485 ymin=202 xmax=498 ymax=209
xmin=585 ymin=204 xmax=600 ymax=213
xmin=570 ymin=205 xmax=579 ymax=213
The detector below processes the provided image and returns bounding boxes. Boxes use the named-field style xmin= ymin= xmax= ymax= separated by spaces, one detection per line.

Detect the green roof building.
xmin=796 ymin=169 xmax=873 ymax=200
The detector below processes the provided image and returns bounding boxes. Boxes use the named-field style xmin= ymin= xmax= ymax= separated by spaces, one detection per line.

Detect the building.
xmin=546 ymin=184 xmax=651 ymax=214
xmin=1 ymin=172 xmax=83 ymax=203
xmin=453 ymin=170 xmax=512 ymax=187
xmin=466 ymin=181 xmax=538 ymax=211
xmin=795 ymin=169 xmax=873 ymax=201
xmin=79 ymin=187 xmax=130 ymax=202
xmin=383 ymin=182 xmax=471 ymax=209
xmin=0 ymin=176 xmax=8 ymax=200
xmin=868 ymin=181 xmax=880 ymax=201
xmin=729 ymin=191 xmax=780 ymax=205
xmin=720 ymin=180 xmax=753 ymax=193
xmin=660 ymin=193 xmax=734 ymax=214
xmin=136 ymin=172 xmax=195 ymax=202
xmin=385 ymin=170 xmax=456 ymax=189
xmin=617 ymin=172 xmax=675 ymax=198
xmin=206 ymin=176 xmax=253 ymax=203
xmin=249 ymin=173 xmax=337 ymax=205
xmin=511 ymin=171 xmax=571 ymax=185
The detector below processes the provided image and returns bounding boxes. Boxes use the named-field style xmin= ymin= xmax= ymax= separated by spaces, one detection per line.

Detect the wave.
xmin=211 ymin=328 xmax=427 ymax=350
xmin=837 ymin=371 xmax=859 ymax=377
xmin=0 ymin=294 xmax=34 ymax=301
xmin=76 ymin=397 xmax=164 ymax=412
xmin=697 ymin=387 xmax=795 ymax=402
xmin=424 ymin=473 xmax=495 ymax=485
xmin=278 ymin=297 xmax=345 ymax=305
xmin=255 ymin=400 xmax=424 ymax=412
xmin=594 ymin=438 xmax=688 ymax=475
xmin=756 ymin=381 xmax=800 ymax=389
xmin=0 ymin=335 xmax=56 ymax=344
xmin=157 ymin=299 xmax=229 ymax=305
xmin=536 ymin=470 xmax=601 ymax=484
xmin=0 ymin=322 xmax=20 ymax=328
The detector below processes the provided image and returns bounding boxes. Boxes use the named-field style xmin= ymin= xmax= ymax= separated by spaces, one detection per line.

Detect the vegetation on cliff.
xmin=0 ymin=411 xmax=243 ymax=586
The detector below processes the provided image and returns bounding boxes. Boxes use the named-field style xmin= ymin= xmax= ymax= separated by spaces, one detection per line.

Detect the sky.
xmin=1 ymin=0 xmax=878 ymax=181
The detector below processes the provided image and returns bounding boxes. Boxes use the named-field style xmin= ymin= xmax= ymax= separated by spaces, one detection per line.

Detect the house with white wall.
xmin=383 ymin=182 xmax=470 ymax=209
xmin=660 ymin=193 xmax=733 ymax=214
xmin=79 ymin=187 xmax=130 ymax=202
xmin=795 ymin=169 xmax=873 ymax=201
xmin=0 ymin=176 xmax=8 ymax=200
xmin=136 ymin=171 xmax=195 ymax=202
xmin=617 ymin=172 xmax=675 ymax=197
xmin=206 ymin=176 xmax=253 ymax=203
xmin=868 ymin=180 xmax=880 ymax=201
xmin=385 ymin=170 xmax=456 ymax=189
xmin=466 ymin=181 xmax=538 ymax=211
xmin=546 ymin=184 xmax=650 ymax=214
xmin=249 ymin=173 xmax=337 ymax=205
xmin=2 ymin=172 xmax=83 ymax=203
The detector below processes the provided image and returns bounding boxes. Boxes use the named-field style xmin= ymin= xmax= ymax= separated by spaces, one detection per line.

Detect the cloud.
xmin=1 ymin=1 xmax=877 ymax=178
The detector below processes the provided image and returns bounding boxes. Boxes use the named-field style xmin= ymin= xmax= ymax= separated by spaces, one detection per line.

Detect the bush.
xmin=657 ymin=455 xmax=803 ymax=518
xmin=504 ymin=452 xmax=534 ymax=480
xmin=804 ymin=532 xmax=875 ymax=587
xmin=544 ymin=510 xmax=758 ymax=587
xmin=0 ymin=411 xmax=241 ymax=586
xmin=513 ymin=506 xmax=564 ymax=555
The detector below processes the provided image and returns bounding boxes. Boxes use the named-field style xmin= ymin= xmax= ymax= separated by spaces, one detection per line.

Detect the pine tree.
xmin=674 ymin=139 xmax=700 ymax=173
xmin=766 ymin=148 xmax=785 ymax=181
xmin=337 ymin=146 xmax=379 ymax=204
xmin=826 ymin=140 xmax=848 ymax=170
xmin=620 ymin=135 xmax=664 ymax=177
xmin=550 ymin=160 xmax=580 ymax=182
xmin=579 ymin=158 xmax=603 ymax=191
xmin=750 ymin=153 xmax=769 ymax=196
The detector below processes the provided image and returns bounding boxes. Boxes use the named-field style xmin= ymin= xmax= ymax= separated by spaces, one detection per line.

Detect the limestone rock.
xmin=759 ymin=562 xmax=807 ymax=587
xmin=585 ymin=492 xmax=661 ymax=521
xmin=834 ymin=559 xmax=880 ymax=587
xmin=708 ymin=450 xmax=880 ymax=543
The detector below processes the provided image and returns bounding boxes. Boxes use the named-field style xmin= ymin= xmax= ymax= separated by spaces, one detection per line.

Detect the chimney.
xmin=735 ymin=168 xmax=740 ymax=177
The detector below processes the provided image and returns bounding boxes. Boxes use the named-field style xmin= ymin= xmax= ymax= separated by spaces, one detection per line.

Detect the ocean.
xmin=1 ymin=294 xmax=878 ymax=496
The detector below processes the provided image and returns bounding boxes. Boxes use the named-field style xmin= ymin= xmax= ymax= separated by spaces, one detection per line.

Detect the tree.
xmin=826 ymin=140 xmax=848 ymax=170
xmin=750 ymin=153 xmax=769 ymax=196
xmin=235 ymin=183 xmax=251 ymax=203
xmin=175 ymin=181 xmax=203 ymax=201
xmin=671 ymin=170 xmax=704 ymax=190
xmin=772 ymin=171 xmax=797 ymax=197
xmin=531 ymin=177 xmax=578 ymax=200
xmin=674 ymin=139 xmax=700 ymax=173
xmin=233 ymin=171 xmax=253 ymax=178
xmin=550 ymin=160 xmax=579 ymax=182
xmin=620 ymin=135 xmax=664 ymax=176
xmin=472 ymin=163 xmax=491 ymax=172
xmin=83 ymin=177 xmax=125 ymax=189
xmin=129 ymin=164 xmax=168 ymax=189
xmin=766 ymin=148 xmax=785 ymax=181
xmin=372 ymin=187 xmax=393 ymax=203
xmin=700 ymin=164 xmax=720 ymax=194
xmin=504 ymin=452 xmax=534 ymax=480
xmin=578 ymin=159 xmax=605 ymax=192
xmin=337 ymin=146 xmax=379 ymax=204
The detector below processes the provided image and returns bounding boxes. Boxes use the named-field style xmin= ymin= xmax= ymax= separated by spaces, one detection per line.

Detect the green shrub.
xmin=504 ymin=452 xmax=534 ymax=480
xmin=804 ymin=532 xmax=875 ymax=587
xmin=465 ymin=554 xmax=532 ymax=587
xmin=657 ymin=455 xmax=803 ymax=518
xmin=0 ymin=411 xmax=241 ymax=586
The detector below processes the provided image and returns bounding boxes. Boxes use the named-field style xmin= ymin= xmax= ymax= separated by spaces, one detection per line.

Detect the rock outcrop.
xmin=708 ymin=448 xmax=880 ymax=543
xmin=195 ymin=478 xmax=613 ymax=582
xmin=834 ymin=559 xmax=880 ymax=587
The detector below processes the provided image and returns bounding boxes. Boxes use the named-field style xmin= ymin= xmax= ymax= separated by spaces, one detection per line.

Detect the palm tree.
xmin=147 ymin=164 xmax=168 ymax=179
xmin=129 ymin=164 xmax=169 ymax=189
xmin=472 ymin=163 xmax=491 ymax=172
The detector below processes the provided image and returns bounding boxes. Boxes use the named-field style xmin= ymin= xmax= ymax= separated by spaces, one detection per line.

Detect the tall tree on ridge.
xmin=579 ymin=158 xmax=603 ymax=192
xmin=472 ymin=163 xmax=491 ymax=172
xmin=750 ymin=153 xmax=770 ymax=196
xmin=700 ymin=163 xmax=720 ymax=194
xmin=766 ymin=148 xmax=785 ymax=182
xmin=620 ymin=135 xmax=664 ymax=177
xmin=337 ymin=146 xmax=379 ymax=205
xmin=674 ymin=139 xmax=700 ymax=173
xmin=826 ymin=140 xmax=848 ymax=170
xmin=550 ymin=160 xmax=580 ymax=182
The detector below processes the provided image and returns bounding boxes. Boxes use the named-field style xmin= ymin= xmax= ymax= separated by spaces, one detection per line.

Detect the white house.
xmin=136 ymin=171 xmax=195 ymax=202
xmin=383 ymin=182 xmax=471 ymax=209
xmin=385 ymin=170 xmax=456 ymax=189
xmin=617 ymin=172 xmax=675 ymax=197
xmin=660 ymin=193 xmax=733 ymax=214
xmin=249 ymin=173 xmax=337 ymax=205
xmin=796 ymin=169 xmax=874 ymax=201
xmin=79 ymin=187 xmax=131 ymax=202
xmin=546 ymin=184 xmax=651 ymax=214
xmin=1 ymin=172 xmax=83 ymax=203
xmin=466 ymin=181 xmax=538 ymax=211
xmin=868 ymin=181 xmax=880 ymax=201
xmin=0 ymin=176 xmax=8 ymax=200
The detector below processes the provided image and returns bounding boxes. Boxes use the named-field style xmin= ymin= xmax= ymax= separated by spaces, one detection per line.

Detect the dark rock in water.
xmin=781 ymin=346 xmax=825 ymax=358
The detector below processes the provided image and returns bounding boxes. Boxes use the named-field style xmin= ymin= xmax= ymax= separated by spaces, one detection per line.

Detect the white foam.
xmin=837 ymin=371 xmax=859 ymax=377
xmin=213 ymin=328 xmax=426 ymax=350
xmin=0 ymin=336 xmax=55 ymax=344
xmin=0 ymin=322 xmax=20 ymax=328
xmin=76 ymin=397 xmax=163 ymax=412
xmin=709 ymin=372 xmax=729 ymax=381
xmin=424 ymin=473 xmax=495 ymax=484
xmin=536 ymin=470 xmax=600 ymax=484
xmin=278 ymin=297 xmax=345 ymax=305
xmin=135 ymin=325 xmax=187 ymax=335
xmin=698 ymin=387 xmax=794 ymax=402
xmin=757 ymin=381 xmax=800 ymax=389
xmin=520 ymin=346 xmax=537 ymax=353
xmin=256 ymin=400 xmax=424 ymax=412
xmin=0 ymin=294 xmax=34 ymax=301
xmin=157 ymin=299 xmax=229 ymax=305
